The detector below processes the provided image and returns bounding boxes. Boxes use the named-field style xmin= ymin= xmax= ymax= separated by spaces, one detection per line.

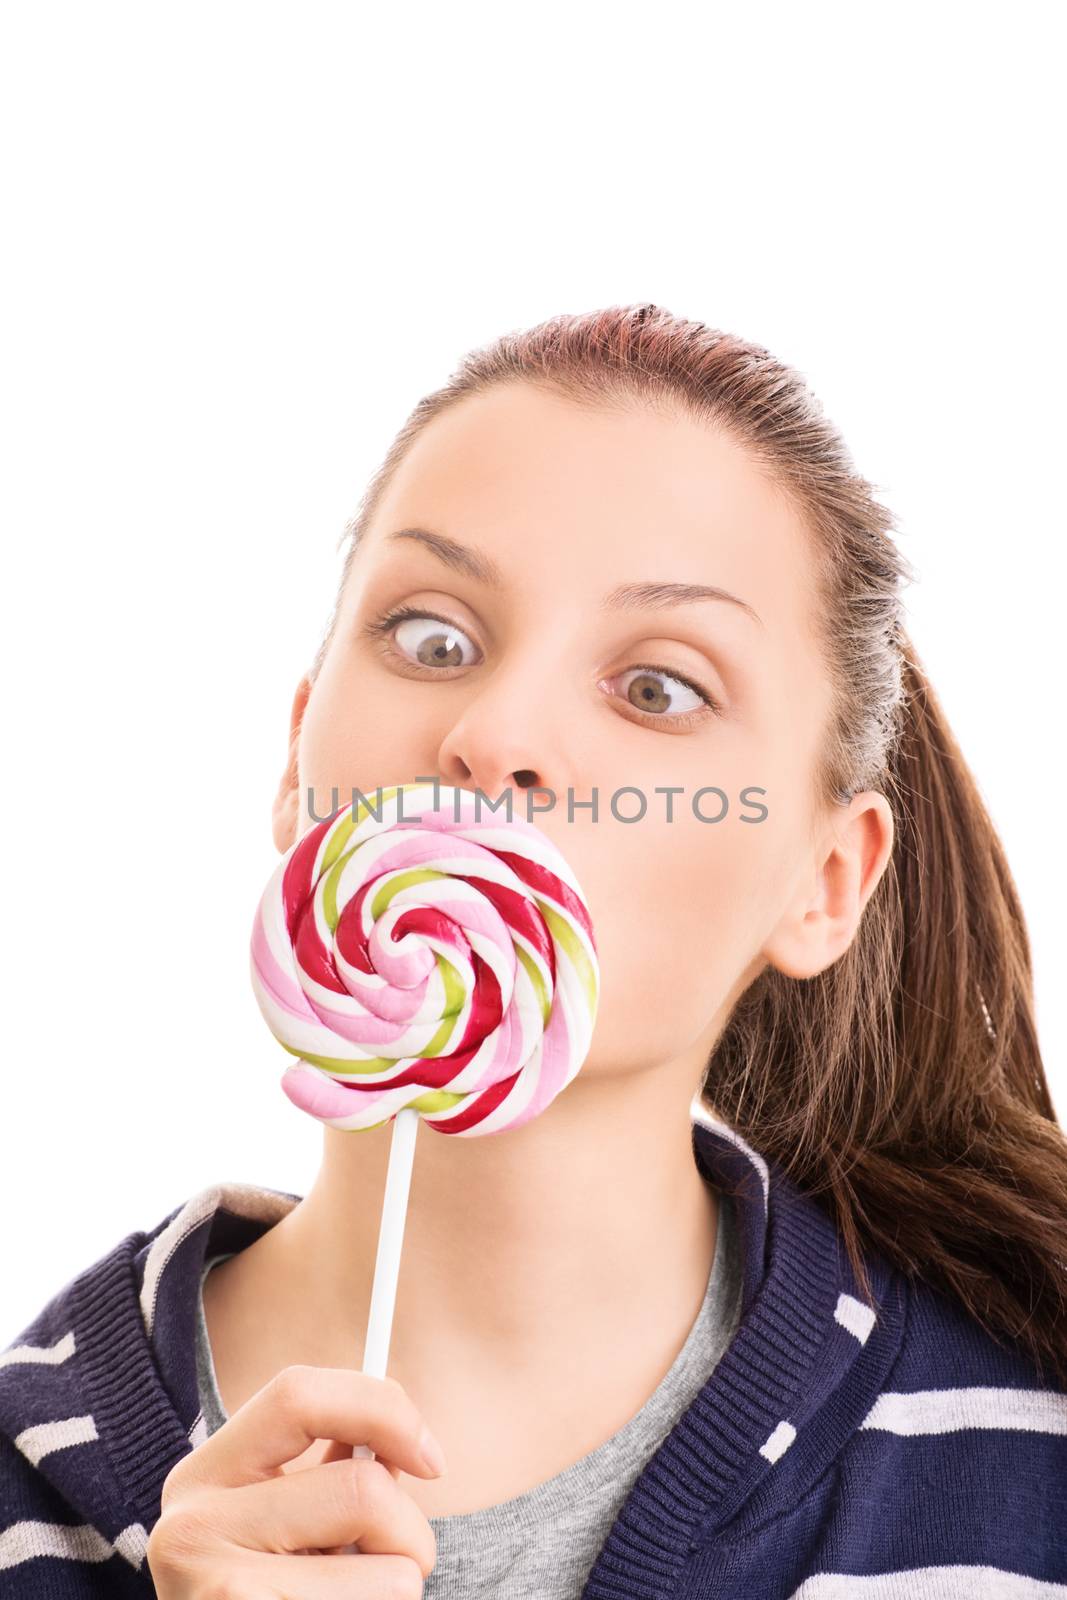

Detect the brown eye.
xmin=616 ymin=666 xmax=707 ymax=716
xmin=393 ymin=614 xmax=478 ymax=669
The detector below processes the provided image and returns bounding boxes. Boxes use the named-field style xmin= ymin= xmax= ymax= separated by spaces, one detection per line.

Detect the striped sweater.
xmin=1 ymin=1111 xmax=1065 ymax=1597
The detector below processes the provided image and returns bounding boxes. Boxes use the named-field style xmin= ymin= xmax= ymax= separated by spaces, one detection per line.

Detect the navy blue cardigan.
xmin=2 ymin=1114 xmax=1065 ymax=1595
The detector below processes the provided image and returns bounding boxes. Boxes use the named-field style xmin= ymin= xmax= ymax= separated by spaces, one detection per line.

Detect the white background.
xmin=2 ymin=4 xmax=1063 ymax=1339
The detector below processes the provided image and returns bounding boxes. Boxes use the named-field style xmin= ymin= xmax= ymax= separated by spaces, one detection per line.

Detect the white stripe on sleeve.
xmin=13 ymin=1414 xmax=99 ymax=1467
xmin=860 ymin=1387 xmax=1067 ymax=1437
xmin=790 ymin=1565 xmax=1067 ymax=1597
xmin=0 ymin=1331 xmax=76 ymax=1369
xmin=0 ymin=1518 xmax=148 ymax=1572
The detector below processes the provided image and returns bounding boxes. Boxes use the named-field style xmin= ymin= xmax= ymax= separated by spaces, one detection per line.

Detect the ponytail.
xmin=705 ymin=646 xmax=1067 ymax=1384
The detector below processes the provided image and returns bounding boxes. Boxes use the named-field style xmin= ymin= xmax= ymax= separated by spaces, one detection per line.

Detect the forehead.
xmin=358 ymin=383 xmax=822 ymax=653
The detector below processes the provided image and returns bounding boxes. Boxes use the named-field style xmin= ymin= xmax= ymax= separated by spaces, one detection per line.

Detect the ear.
xmin=272 ymin=674 xmax=314 ymax=854
xmin=763 ymin=791 xmax=895 ymax=980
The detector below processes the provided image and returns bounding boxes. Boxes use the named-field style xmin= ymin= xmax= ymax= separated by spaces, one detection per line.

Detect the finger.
xmin=169 ymin=1365 xmax=443 ymax=1492
xmin=290 ymin=1434 xmax=403 ymax=1548
xmin=214 ymin=1455 xmax=437 ymax=1574
xmin=315 ymin=1433 xmax=403 ymax=1480
xmin=240 ymin=1546 xmax=428 ymax=1597
xmin=296 ymin=1437 xmax=394 ymax=1558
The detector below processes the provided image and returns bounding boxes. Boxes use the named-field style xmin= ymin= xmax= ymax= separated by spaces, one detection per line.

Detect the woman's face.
xmin=278 ymin=382 xmax=879 ymax=1086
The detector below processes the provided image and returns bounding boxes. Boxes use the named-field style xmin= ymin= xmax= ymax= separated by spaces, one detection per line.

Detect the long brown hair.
xmin=314 ymin=302 xmax=1067 ymax=1385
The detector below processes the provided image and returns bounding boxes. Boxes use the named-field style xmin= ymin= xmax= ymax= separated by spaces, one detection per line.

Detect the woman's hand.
xmin=146 ymin=1363 xmax=443 ymax=1597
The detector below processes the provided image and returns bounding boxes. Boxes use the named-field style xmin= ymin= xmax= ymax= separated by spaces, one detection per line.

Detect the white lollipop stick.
xmin=352 ymin=1105 xmax=420 ymax=1460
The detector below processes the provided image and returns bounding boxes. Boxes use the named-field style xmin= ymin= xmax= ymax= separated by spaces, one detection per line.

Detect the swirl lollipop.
xmin=248 ymin=780 xmax=600 ymax=1400
xmin=250 ymin=780 xmax=599 ymax=1136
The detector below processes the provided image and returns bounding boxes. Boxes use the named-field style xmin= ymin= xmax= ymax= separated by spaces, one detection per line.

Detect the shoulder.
xmin=830 ymin=1267 xmax=1067 ymax=1571
xmin=0 ymin=1184 xmax=299 ymax=1593
xmin=0 ymin=1193 xmax=187 ymax=1461
xmin=891 ymin=1264 xmax=1067 ymax=1394
xmin=702 ymin=1251 xmax=1067 ymax=1593
xmin=861 ymin=1264 xmax=1067 ymax=1456
xmin=0 ymin=1226 xmax=162 ymax=1596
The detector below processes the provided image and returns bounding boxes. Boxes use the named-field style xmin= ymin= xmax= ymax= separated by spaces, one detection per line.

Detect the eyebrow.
xmin=385 ymin=526 xmax=764 ymax=627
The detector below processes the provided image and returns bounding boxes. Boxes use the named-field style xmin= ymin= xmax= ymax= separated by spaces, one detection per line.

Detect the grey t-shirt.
xmin=194 ymin=1186 xmax=743 ymax=1597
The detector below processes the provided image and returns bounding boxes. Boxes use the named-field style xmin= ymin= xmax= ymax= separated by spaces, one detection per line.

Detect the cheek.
xmin=296 ymin=669 xmax=434 ymax=825
xmin=582 ymin=786 xmax=816 ymax=1072
xmin=557 ymin=813 xmax=764 ymax=1066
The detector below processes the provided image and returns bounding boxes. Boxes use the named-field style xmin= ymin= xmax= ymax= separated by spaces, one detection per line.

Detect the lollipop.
xmin=250 ymin=780 xmax=599 ymax=1137
xmin=248 ymin=781 xmax=600 ymax=1413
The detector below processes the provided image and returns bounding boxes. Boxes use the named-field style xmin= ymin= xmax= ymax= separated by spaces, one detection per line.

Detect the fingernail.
xmin=419 ymin=1424 xmax=447 ymax=1476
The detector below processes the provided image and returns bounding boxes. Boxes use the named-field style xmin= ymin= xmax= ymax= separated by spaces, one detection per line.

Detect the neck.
xmin=249 ymin=1063 xmax=718 ymax=1390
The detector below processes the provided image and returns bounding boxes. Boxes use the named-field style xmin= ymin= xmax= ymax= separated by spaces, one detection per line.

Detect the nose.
xmin=434 ymin=659 xmax=567 ymax=805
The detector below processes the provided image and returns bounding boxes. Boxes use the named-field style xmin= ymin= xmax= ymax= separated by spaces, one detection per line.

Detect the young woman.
xmin=2 ymin=303 xmax=1065 ymax=1598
